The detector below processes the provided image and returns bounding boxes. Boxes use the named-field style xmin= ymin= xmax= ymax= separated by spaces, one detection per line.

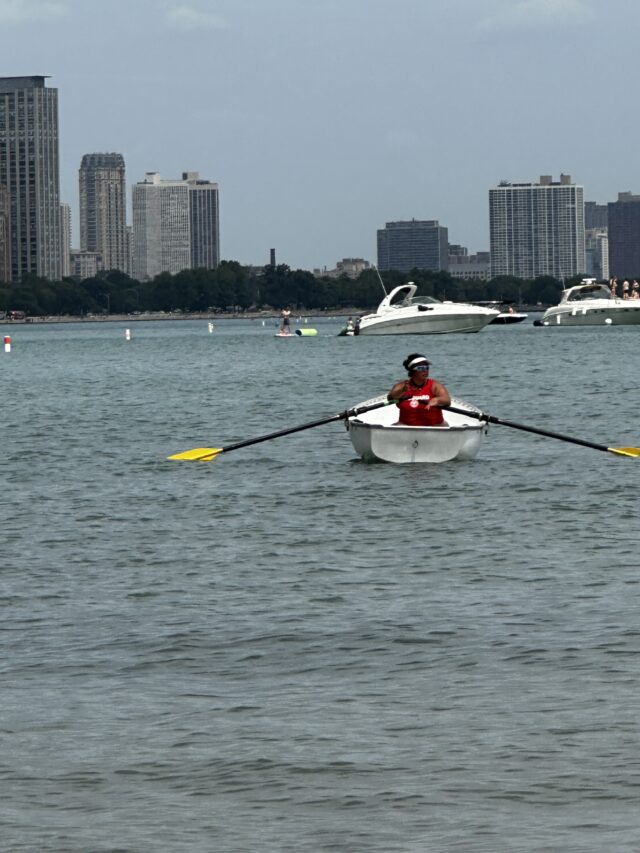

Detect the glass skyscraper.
xmin=0 ymin=76 xmax=62 ymax=281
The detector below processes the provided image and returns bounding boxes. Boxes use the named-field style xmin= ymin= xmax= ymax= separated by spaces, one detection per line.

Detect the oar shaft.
xmin=220 ymin=399 xmax=391 ymax=454
xmin=445 ymin=404 xmax=611 ymax=453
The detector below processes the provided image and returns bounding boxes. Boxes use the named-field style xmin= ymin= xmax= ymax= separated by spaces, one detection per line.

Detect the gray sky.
xmin=0 ymin=0 xmax=635 ymax=269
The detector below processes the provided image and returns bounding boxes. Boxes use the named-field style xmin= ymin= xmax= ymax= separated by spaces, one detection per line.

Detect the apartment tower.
xmin=377 ymin=219 xmax=449 ymax=273
xmin=79 ymin=153 xmax=128 ymax=273
xmin=132 ymin=172 xmax=191 ymax=280
xmin=489 ymin=174 xmax=585 ymax=279
xmin=182 ymin=172 xmax=220 ymax=269
xmin=607 ymin=192 xmax=640 ymax=279
xmin=0 ymin=76 xmax=62 ymax=281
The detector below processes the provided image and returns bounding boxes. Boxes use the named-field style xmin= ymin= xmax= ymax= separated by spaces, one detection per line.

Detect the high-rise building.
xmin=0 ymin=185 xmax=10 ymax=282
xmin=182 ymin=172 xmax=219 ymax=269
xmin=607 ymin=192 xmax=640 ymax=278
xmin=79 ymin=153 xmax=128 ymax=273
xmin=377 ymin=219 xmax=449 ymax=273
xmin=585 ymin=201 xmax=608 ymax=231
xmin=60 ymin=202 xmax=71 ymax=277
xmin=0 ymin=76 xmax=62 ymax=281
xmin=489 ymin=174 xmax=585 ymax=279
xmin=585 ymin=230 xmax=609 ymax=280
xmin=132 ymin=172 xmax=191 ymax=280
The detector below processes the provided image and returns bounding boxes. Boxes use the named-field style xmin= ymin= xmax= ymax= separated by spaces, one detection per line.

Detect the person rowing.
xmin=387 ymin=353 xmax=451 ymax=426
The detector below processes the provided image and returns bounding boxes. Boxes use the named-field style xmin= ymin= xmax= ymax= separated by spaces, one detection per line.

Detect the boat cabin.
xmin=560 ymin=283 xmax=613 ymax=304
xmin=382 ymin=283 xmax=441 ymax=311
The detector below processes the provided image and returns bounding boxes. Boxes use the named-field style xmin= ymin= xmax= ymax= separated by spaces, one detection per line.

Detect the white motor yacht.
xmin=535 ymin=279 xmax=640 ymax=327
xmin=351 ymin=282 xmax=499 ymax=335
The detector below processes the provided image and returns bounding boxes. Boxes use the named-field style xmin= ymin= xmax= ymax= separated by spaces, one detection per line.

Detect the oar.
xmin=168 ymin=398 xmax=395 ymax=461
xmin=444 ymin=404 xmax=640 ymax=458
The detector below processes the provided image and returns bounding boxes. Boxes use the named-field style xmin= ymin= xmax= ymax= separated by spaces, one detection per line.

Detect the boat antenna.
xmin=373 ymin=265 xmax=388 ymax=296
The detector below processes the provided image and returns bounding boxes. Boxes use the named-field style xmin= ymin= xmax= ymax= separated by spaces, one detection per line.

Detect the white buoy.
xmin=4 ymin=335 xmax=11 ymax=353
xmin=208 ymin=322 xmax=214 ymax=333
xmin=125 ymin=328 xmax=131 ymax=340
xmin=605 ymin=318 xmax=613 ymax=325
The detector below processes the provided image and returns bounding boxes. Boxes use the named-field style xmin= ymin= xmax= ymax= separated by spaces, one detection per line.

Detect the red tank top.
xmin=397 ymin=378 xmax=444 ymax=426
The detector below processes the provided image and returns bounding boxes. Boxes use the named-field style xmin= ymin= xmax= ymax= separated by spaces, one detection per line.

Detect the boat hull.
xmin=347 ymin=397 xmax=486 ymax=463
xmin=540 ymin=304 xmax=640 ymax=326
xmin=357 ymin=312 xmax=495 ymax=335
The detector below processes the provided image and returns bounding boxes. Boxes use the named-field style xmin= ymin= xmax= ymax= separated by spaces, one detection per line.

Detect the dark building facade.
xmin=0 ymin=184 xmax=10 ymax=281
xmin=377 ymin=219 xmax=449 ymax=273
xmin=607 ymin=192 xmax=640 ymax=278
xmin=183 ymin=172 xmax=220 ymax=269
xmin=0 ymin=76 xmax=61 ymax=281
xmin=584 ymin=201 xmax=608 ymax=230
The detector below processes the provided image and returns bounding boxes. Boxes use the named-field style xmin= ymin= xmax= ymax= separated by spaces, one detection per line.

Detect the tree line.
xmin=0 ymin=262 xmax=577 ymax=317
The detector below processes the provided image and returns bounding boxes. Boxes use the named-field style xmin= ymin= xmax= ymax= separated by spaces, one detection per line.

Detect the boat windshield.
xmin=405 ymin=295 xmax=442 ymax=306
xmin=566 ymin=286 xmax=611 ymax=303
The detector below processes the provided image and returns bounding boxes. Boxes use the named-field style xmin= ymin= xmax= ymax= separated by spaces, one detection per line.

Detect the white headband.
xmin=407 ymin=356 xmax=430 ymax=369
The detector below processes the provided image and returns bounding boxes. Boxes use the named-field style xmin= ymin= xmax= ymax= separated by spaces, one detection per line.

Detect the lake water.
xmin=2 ymin=316 xmax=639 ymax=852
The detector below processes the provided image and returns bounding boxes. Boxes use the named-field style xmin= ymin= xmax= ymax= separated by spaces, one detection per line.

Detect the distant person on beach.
xmin=387 ymin=353 xmax=451 ymax=426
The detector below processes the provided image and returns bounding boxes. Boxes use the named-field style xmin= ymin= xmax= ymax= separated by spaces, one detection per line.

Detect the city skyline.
xmin=1 ymin=1 xmax=640 ymax=270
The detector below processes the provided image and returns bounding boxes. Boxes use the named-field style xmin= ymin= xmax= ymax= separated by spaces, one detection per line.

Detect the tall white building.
xmin=132 ymin=173 xmax=191 ymax=280
xmin=489 ymin=175 xmax=585 ymax=279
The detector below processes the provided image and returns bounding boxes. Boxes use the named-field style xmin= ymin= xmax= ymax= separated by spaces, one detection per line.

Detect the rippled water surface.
xmin=2 ymin=316 xmax=640 ymax=852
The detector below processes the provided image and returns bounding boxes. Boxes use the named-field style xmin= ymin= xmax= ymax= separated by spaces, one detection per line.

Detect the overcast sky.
xmin=0 ymin=0 xmax=636 ymax=269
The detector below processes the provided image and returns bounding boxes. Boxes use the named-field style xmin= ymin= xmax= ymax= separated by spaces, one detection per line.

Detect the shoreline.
xmin=1 ymin=305 xmax=546 ymax=326
xmin=0 ymin=309 xmax=359 ymax=325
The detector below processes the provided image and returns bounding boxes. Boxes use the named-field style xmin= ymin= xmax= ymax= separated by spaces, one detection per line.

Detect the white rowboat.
xmin=347 ymin=396 xmax=487 ymax=463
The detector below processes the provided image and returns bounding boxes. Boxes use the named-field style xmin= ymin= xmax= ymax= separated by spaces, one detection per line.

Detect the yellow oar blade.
xmin=167 ymin=447 xmax=223 ymax=462
xmin=609 ymin=447 xmax=640 ymax=458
